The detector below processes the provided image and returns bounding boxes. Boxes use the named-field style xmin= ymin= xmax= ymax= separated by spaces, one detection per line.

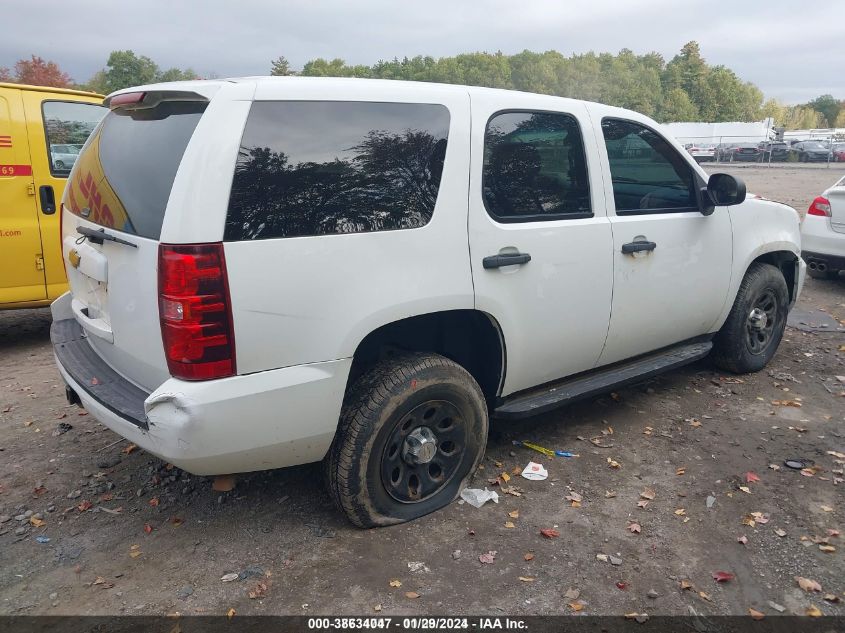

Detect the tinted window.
xmin=482 ymin=111 xmax=590 ymax=221
xmin=601 ymin=119 xmax=697 ymax=213
xmin=225 ymin=101 xmax=450 ymax=240
xmin=42 ymin=101 xmax=107 ymax=177
xmin=64 ymin=101 xmax=207 ymax=239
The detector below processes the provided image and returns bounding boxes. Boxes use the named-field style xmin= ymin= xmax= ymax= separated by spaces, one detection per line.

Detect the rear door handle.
xmin=39 ymin=185 xmax=56 ymax=215
xmin=483 ymin=252 xmax=531 ymax=269
xmin=621 ymin=240 xmax=656 ymax=254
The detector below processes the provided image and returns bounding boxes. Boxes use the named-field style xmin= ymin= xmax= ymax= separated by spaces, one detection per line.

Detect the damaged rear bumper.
xmin=51 ymin=312 xmax=351 ymax=476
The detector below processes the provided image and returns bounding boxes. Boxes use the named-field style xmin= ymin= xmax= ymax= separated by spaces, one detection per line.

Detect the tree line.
xmin=2 ymin=43 xmax=843 ymax=128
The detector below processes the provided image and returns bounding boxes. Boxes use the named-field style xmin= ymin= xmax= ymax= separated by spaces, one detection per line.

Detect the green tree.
xmin=157 ymin=67 xmax=197 ymax=82
xmin=270 ymin=56 xmax=294 ymax=76
xmin=807 ymin=94 xmax=841 ymax=127
xmin=659 ymin=88 xmax=699 ymax=122
xmin=102 ymin=50 xmax=159 ymax=92
xmin=293 ymin=42 xmax=783 ymax=124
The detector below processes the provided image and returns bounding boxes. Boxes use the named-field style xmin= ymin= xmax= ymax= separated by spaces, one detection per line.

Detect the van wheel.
xmin=712 ymin=262 xmax=789 ymax=374
xmin=55 ymin=160 xmax=65 ymax=170
xmin=324 ymin=352 xmax=488 ymax=527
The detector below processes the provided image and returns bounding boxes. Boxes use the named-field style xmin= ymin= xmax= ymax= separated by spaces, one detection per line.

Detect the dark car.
xmin=758 ymin=141 xmax=790 ymax=162
xmin=727 ymin=143 xmax=762 ymax=162
xmin=791 ymin=141 xmax=830 ymax=162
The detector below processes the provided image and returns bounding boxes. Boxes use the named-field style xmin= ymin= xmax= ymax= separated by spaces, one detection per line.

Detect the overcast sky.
xmin=4 ymin=0 xmax=843 ymax=103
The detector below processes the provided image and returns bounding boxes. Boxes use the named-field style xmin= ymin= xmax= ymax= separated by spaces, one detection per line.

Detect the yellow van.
xmin=0 ymin=82 xmax=106 ymax=308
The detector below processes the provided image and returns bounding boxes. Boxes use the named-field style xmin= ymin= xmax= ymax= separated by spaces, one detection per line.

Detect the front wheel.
xmin=712 ymin=262 xmax=789 ymax=374
xmin=324 ymin=352 xmax=488 ymax=527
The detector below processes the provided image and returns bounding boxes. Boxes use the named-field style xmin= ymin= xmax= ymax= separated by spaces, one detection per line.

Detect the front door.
xmin=0 ymin=89 xmax=44 ymax=304
xmin=468 ymin=95 xmax=613 ymax=396
xmin=594 ymin=114 xmax=733 ymax=366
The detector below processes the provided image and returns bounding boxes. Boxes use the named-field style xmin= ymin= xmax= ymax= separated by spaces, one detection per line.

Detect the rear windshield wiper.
xmin=76 ymin=226 xmax=138 ymax=248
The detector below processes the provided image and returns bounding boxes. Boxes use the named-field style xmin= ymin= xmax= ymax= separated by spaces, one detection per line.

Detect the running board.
xmin=494 ymin=340 xmax=713 ymax=420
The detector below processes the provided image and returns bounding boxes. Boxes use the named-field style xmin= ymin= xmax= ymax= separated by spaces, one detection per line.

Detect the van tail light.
xmin=158 ymin=243 xmax=236 ymax=380
xmin=807 ymin=196 xmax=831 ymax=217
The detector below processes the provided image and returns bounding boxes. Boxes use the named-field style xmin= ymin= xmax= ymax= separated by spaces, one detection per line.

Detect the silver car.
xmin=50 ymin=144 xmax=81 ymax=171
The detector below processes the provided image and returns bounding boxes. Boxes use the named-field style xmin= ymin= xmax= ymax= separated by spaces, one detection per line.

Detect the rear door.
xmin=60 ymin=88 xmax=225 ymax=390
xmin=593 ymin=113 xmax=733 ymax=366
xmin=0 ymin=88 xmax=45 ymax=304
xmin=468 ymin=94 xmax=613 ymax=396
xmin=21 ymin=92 xmax=107 ymax=299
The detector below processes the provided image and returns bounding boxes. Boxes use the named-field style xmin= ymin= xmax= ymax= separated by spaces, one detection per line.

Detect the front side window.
xmin=225 ymin=101 xmax=451 ymax=240
xmin=42 ymin=101 xmax=107 ymax=177
xmin=482 ymin=111 xmax=591 ymax=222
xmin=601 ymin=118 xmax=698 ymax=214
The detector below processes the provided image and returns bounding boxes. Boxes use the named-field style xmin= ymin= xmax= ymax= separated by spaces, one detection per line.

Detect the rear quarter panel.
xmin=222 ymin=84 xmax=475 ymax=374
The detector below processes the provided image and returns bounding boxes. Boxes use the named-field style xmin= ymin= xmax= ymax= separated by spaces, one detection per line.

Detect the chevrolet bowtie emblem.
xmin=68 ymin=248 xmax=81 ymax=269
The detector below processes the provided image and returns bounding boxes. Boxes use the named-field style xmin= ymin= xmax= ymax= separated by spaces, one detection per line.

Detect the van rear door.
xmin=0 ymin=87 xmax=45 ymax=304
xmin=20 ymin=91 xmax=107 ymax=299
xmin=61 ymin=90 xmax=213 ymax=391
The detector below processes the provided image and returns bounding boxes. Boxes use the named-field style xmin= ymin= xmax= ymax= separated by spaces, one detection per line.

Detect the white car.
xmin=50 ymin=143 xmax=81 ymax=171
xmin=51 ymin=77 xmax=805 ymax=526
xmin=686 ymin=143 xmax=716 ymax=162
xmin=801 ymin=176 xmax=845 ymax=279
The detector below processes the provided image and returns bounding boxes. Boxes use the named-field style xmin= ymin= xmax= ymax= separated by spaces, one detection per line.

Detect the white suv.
xmin=801 ymin=176 xmax=845 ymax=279
xmin=52 ymin=77 xmax=805 ymax=526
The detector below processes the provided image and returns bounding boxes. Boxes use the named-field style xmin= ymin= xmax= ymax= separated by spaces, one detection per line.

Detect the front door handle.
xmin=621 ymin=240 xmax=656 ymax=254
xmin=483 ymin=252 xmax=531 ymax=269
xmin=39 ymin=185 xmax=56 ymax=215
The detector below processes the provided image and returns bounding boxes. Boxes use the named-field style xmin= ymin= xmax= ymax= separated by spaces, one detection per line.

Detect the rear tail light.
xmin=807 ymin=196 xmax=832 ymax=217
xmin=158 ymin=243 xmax=236 ymax=380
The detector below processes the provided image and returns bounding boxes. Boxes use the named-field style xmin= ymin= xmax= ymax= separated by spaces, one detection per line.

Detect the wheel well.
xmin=349 ymin=310 xmax=505 ymax=405
xmin=751 ymin=251 xmax=799 ymax=303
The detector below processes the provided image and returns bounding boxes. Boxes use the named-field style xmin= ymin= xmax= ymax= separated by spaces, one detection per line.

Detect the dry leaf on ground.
xmin=796 ymin=577 xmax=822 ymax=592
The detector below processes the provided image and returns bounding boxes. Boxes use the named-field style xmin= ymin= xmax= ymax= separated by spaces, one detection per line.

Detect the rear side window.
xmin=482 ymin=111 xmax=591 ymax=222
xmin=42 ymin=101 xmax=107 ymax=177
xmin=64 ymin=101 xmax=207 ymax=239
xmin=225 ymin=101 xmax=450 ymax=240
xmin=601 ymin=118 xmax=698 ymax=214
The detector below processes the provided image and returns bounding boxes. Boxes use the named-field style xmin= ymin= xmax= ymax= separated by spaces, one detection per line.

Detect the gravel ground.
xmin=0 ymin=165 xmax=843 ymax=617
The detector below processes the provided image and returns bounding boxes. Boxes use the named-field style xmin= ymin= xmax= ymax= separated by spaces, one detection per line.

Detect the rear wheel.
xmin=712 ymin=262 xmax=789 ymax=374
xmin=324 ymin=352 xmax=488 ymax=527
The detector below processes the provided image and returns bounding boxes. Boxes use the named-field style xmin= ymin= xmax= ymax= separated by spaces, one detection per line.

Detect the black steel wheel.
xmin=380 ymin=400 xmax=467 ymax=503
xmin=744 ymin=288 xmax=778 ymax=355
xmin=712 ymin=262 xmax=789 ymax=373
xmin=324 ymin=353 xmax=488 ymax=527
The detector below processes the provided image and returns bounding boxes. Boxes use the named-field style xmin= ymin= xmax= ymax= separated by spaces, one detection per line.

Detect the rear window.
xmin=225 ymin=101 xmax=450 ymax=240
xmin=65 ymin=101 xmax=207 ymax=239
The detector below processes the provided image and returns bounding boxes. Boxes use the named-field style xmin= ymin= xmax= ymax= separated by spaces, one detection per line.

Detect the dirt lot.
xmin=1 ymin=165 xmax=844 ymax=617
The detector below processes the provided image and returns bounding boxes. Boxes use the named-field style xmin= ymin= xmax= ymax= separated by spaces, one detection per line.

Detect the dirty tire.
xmin=712 ymin=262 xmax=788 ymax=374
xmin=324 ymin=352 xmax=488 ymax=527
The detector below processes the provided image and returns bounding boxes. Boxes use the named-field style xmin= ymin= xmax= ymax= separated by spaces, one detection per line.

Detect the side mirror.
xmin=701 ymin=173 xmax=746 ymax=215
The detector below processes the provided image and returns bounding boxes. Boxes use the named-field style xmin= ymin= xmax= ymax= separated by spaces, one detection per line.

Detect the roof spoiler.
xmin=104 ymin=90 xmax=209 ymax=110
